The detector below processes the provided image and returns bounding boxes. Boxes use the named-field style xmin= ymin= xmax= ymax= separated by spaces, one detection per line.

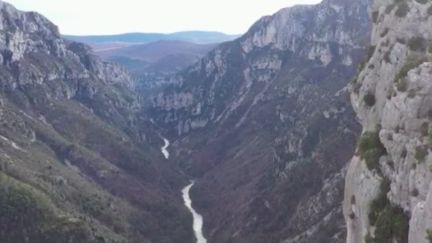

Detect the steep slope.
xmin=0 ymin=2 xmax=193 ymax=243
xmin=343 ymin=0 xmax=432 ymax=243
xmin=148 ymin=0 xmax=371 ymax=242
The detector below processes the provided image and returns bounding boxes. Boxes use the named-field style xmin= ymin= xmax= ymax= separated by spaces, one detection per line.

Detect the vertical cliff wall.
xmin=344 ymin=0 xmax=432 ymax=242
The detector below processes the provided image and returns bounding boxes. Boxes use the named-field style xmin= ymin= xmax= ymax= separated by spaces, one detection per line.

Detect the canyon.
xmin=1 ymin=0 xmax=432 ymax=243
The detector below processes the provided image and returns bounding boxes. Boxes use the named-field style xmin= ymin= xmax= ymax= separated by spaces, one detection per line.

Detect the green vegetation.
xmin=369 ymin=179 xmax=390 ymax=225
xmin=363 ymin=92 xmax=376 ymax=107
xmin=373 ymin=205 xmax=409 ymax=243
xmin=415 ymin=145 xmax=429 ymax=162
xmin=395 ymin=57 xmax=425 ymax=92
xmin=358 ymin=131 xmax=387 ymax=171
xmin=421 ymin=122 xmax=430 ymax=137
xmin=395 ymin=2 xmax=410 ymax=17
xmin=384 ymin=49 xmax=392 ymax=63
xmin=411 ymin=188 xmax=419 ymax=197
xmin=429 ymin=129 xmax=432 ymax=146
xmin=0 ymin=174 xmax=49 ymax=242
xmin=353 ymin=81 xmax=362 ymax=94
xmin=381 ymin=28 xmax=390 ymax=37
xmin=385 ymin=4 xmax=396 ymax=14
xmin=426 ymin=229 xmax=432 ymax=243
xmin=0 ymin=173 xmax=96 ymax=243
xmin=366 ymin=178 xmax=409 ymax=243
xmin=368 ymin=46 xmax=376 ymax=60
xmin=397 ymin=78 xmax=408 ymax=92
xmin=372 ymin=11 xmax=379 ymax=23
xmin=365 ymin=233 xmax=374 ymax=243
xmin=408 ymin=37 xmax=426 ymax=52
xmin=358 ymin=46 xmax=376 ymax=72
xmin=428 ymin=5 xmax=432 ymax=15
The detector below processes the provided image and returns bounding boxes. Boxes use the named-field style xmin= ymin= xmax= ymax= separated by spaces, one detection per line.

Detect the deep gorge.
xmin=1 ymin=0 xmax=432 ymax=242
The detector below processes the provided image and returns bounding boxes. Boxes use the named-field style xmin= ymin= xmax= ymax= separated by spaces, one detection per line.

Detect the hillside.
xmin=99 ymin=40 xmax=217 ymax=75
xmin=0 ymin=1 xmax=193 ymax=242
xmin=147 ymin=0 xmax=371 ymax=242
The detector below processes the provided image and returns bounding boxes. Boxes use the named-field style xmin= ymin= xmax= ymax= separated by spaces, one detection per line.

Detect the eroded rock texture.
xmin=344 ymin=0 xmax=432 ymax=243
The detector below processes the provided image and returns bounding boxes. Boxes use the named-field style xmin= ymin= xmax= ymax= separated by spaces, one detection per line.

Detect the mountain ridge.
xmin=98 ymin=40 xmax=217 ymax=76
xmin=64 ymin=31 xmax=240 ymax=45
xmin=0 ymin=1 xmax=193 ymax=242
xmin=147 ymin=0 xmax=371 ymax=242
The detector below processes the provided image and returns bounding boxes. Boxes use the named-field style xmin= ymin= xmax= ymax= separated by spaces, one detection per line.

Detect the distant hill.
xmin=64 ymin=31 xmax=239 ymax=44
xmin=64 ymin=31 xmax=235 ymax=78
xmin=98 ymin=40 xmax=217 ymax=74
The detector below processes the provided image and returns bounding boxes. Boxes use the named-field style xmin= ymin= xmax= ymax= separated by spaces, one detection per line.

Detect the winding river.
xmin=160 ymin=137 xmax=207 ymax=243
xmin=161 ymin=138 xmax=170 ymax=159
xmin=182 ymin=182 xmax=207 ymax=243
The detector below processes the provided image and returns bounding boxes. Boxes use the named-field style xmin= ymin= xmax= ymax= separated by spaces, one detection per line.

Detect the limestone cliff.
xmin=343 ymin=0 xmax=432 ymax=242
xmin=148 ymin=0 xmax=371 ymax=242
xmin=0 ymin=1 xmax=193 ymax=242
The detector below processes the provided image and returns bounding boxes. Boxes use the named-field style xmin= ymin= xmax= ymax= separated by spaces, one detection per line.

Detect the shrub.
xmin=421 ymin=122 xmax=430 ymax=137
xmin=369 ymin=179 xmax=390 ymax=225
xmin=385 ymin=3 xmax=396 ymax=14
xmin=415 ymin=145 xmax=428 ymax=162
xmin=365 ymin=233 xmax=374 ymax=243
xmin=429 ymin=130 xmax=432 ymax=146
xmin=395 ymin=2 xmax=410 ymax=17
xmin=358 ymin=131 xmax=387 ymax=170
xmin=411 ymin=188 xmax=419 ymax=197
xmin=428 ymin=5 xmax=432 ymax=15
xmin=372 ymin=11 xmax=379 ymax=23
xmin=396 ymin=38 xmax=406 ymax=44
xmin=415 ymin=0 xmax=428 ymax=4
xmin=367 ymin=46 xmax=376 ymax=60
xmin=408 ymin=89 xmax=417 ymax=98
xmin=397 ymin=78 xmax=408 ymax=92
xmin=401 ymin=148 xmax=408 ymax=158
xmin=367 ymin=176 xmax=409 ymax=243
xmin=0 ymin=174 xmax=52 ymax=242
xmin=427 ymin=229 xmax=432 ymax=243
xmin=384 ymin=49 xmax=392 ymax=63
xmin=395 ymin=58 xmax=424 ymax=87
xmin=353 ymin=82 xmax=362 ymax=94
xmin=374 ymin=205 xmax=409 ymax=243
xmin=351 ymin=195 xmax=356 ymax=204
xmin=381 ymin=28 xmax=390 ymax=37
xmin=408 ymin=37 xmax=426 ymax=51
xmin=364 ymin=92 xmax=376 ymax=107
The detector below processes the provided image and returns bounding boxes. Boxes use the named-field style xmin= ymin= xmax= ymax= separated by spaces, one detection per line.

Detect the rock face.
xmin=343 ymin=0 xmax=432 ymax=243
xmin=148 ymin=0 xmax=370 ymax=242
xmin=0 ymin=2 xmax=193 ymax=243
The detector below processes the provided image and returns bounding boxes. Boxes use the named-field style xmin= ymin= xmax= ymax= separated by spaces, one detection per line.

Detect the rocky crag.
xmin=343 ymin=0 xmax=432 ymax=243
xmin=149 ymin=0 xmax=371 ymax=242
xmin=0 ymin=1 xmax=193 ymax=243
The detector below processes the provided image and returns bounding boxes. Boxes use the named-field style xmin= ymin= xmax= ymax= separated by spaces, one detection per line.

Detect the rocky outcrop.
xmin=343 ymin=0 xmax=432 ymax=242
xmin=148 ymin=0 xmax=370 ymax=242
xmin=0 ymin=2 xmax=193 ymax=243
xmin=150 ymin=0 xmax=370 ymax=137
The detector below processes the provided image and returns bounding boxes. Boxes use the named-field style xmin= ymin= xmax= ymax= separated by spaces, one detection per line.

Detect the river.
xmin=182 ymin=182 xmax=207 ymax=243
xmin=160 ymin=137 xmax=207 ymax=243
xmin=161 ymin=138 xmax=170 ymax=159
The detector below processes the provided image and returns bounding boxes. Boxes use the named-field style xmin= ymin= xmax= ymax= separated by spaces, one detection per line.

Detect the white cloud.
xmin=6 ymin=0 xmax=322 ymax=35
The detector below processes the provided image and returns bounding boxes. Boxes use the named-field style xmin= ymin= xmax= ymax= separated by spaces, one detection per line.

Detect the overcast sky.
xmin=7 ymin=0 xmax=322 ymax=35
